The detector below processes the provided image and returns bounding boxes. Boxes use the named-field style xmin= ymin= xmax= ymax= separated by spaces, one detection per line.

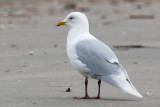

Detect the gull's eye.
xmin=69 ymin=17 xmax=73 ymax=20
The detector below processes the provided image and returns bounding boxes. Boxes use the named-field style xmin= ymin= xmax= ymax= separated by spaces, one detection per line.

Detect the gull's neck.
xmin=67 ymin=28 xmax=95 ymax=46
xmin=69 ymin=22 xmax=89 ymax=33
xmin=67 ymin=21 xmax=96 ymax=45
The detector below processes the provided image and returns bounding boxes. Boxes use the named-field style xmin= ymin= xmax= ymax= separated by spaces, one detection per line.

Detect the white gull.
xmin=57 ymin=12 xmax=143 ymax=99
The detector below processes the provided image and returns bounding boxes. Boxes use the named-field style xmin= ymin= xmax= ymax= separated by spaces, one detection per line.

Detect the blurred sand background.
xmin=0 ymin=0 xmax=160 ymax=107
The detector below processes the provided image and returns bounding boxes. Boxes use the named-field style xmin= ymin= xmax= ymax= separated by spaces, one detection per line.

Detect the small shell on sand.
xmin=146 ymin=92 xmax=153 ymax=96
xmin=28 ymin=51 xmax=34 ymax=55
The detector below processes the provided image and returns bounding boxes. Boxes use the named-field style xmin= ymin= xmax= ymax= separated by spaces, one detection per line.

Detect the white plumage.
xmin=57 ymin=12 xmax=143 ymax=98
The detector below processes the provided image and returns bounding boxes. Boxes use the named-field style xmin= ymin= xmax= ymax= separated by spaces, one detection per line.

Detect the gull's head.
xmin=57 ymin=12 xmax=89 ymax=31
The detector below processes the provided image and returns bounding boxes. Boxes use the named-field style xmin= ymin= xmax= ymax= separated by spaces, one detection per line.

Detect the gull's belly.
xmin=67 ymin=43 xmax=91 ymax=78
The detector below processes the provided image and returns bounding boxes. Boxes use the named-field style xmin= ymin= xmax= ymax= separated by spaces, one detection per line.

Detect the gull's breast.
xmin=67 ymin=39 xmax=91 ymax=77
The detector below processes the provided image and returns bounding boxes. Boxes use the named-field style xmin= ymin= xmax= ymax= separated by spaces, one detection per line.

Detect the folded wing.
xmin=75 ymin=39 xmax=143 ymax=98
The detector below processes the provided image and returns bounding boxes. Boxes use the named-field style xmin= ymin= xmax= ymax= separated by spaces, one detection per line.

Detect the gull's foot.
xmin=73 ymin=96 xmax=100 ymax=99
xmin=73 ymin=96 xmax=91 ymax=99
xmin=91 ymin=96 xmax=100 ymax=99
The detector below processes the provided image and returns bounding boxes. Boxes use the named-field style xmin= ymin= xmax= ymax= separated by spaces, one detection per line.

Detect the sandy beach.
xmin=0 ymin=0 xmax=160 ymax=107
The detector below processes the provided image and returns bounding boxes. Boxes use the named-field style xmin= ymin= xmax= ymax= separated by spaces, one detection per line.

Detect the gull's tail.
xmin=99 ymin=66 xmax=143 ymax=98
xmin=101 ymin=75 xmax=143 ymax=98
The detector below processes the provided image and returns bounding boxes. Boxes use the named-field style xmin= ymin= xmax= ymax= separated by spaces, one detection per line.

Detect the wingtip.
xmin=131 ymin=91 xmax=143 ymax=98
xmin=121 ymin=86 xmax=143 ymax=98
xmin=137 ymin=94 xmax=143 ymax=98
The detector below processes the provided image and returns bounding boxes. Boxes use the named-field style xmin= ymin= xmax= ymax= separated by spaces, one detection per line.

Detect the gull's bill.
xmin=57 ymin=21 xmax=66 ymax=26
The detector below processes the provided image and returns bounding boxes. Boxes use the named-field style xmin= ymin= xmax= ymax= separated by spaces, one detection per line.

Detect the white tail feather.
xmin=100 ymin=75 xmax=143 ymax=98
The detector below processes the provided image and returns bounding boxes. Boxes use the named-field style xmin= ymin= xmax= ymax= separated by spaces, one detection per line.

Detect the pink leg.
xmin=95 ymin=80 xmax=101 ymax=99
xmin=73 ymin=79 xmax=101 ymax=99
xmin=73 ymin=78 xmax=90 ymax=99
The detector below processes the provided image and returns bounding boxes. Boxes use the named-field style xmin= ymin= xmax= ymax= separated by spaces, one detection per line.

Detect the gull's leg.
xmin=94 ymin=80 xmax=101 ymax=99
xmin=84 ymin=78 xmax=89 ymax=97
xmin=73 ymin=78 xmax=90 ymax=99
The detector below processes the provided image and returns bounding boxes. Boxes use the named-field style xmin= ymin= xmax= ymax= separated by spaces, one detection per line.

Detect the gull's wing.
xmin=75 ymin=39 xmax=143 ymax=98
xmin=76 ymin=39 xmax=120 ymax=76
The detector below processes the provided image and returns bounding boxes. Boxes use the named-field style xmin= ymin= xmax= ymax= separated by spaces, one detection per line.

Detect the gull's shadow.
xmin=100 ymin=98 xmax=138 ymax=101
xmin=72 ymin=97 xmax=139 ymax=101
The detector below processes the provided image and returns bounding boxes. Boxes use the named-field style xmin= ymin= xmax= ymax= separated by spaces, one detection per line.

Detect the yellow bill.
xmin=56 ymin=21 xmax=66 ymax=26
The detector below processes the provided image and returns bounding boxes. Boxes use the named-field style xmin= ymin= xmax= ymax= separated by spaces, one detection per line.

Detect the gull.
xmin=57 ymin=12 xmax=143 ymax=99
